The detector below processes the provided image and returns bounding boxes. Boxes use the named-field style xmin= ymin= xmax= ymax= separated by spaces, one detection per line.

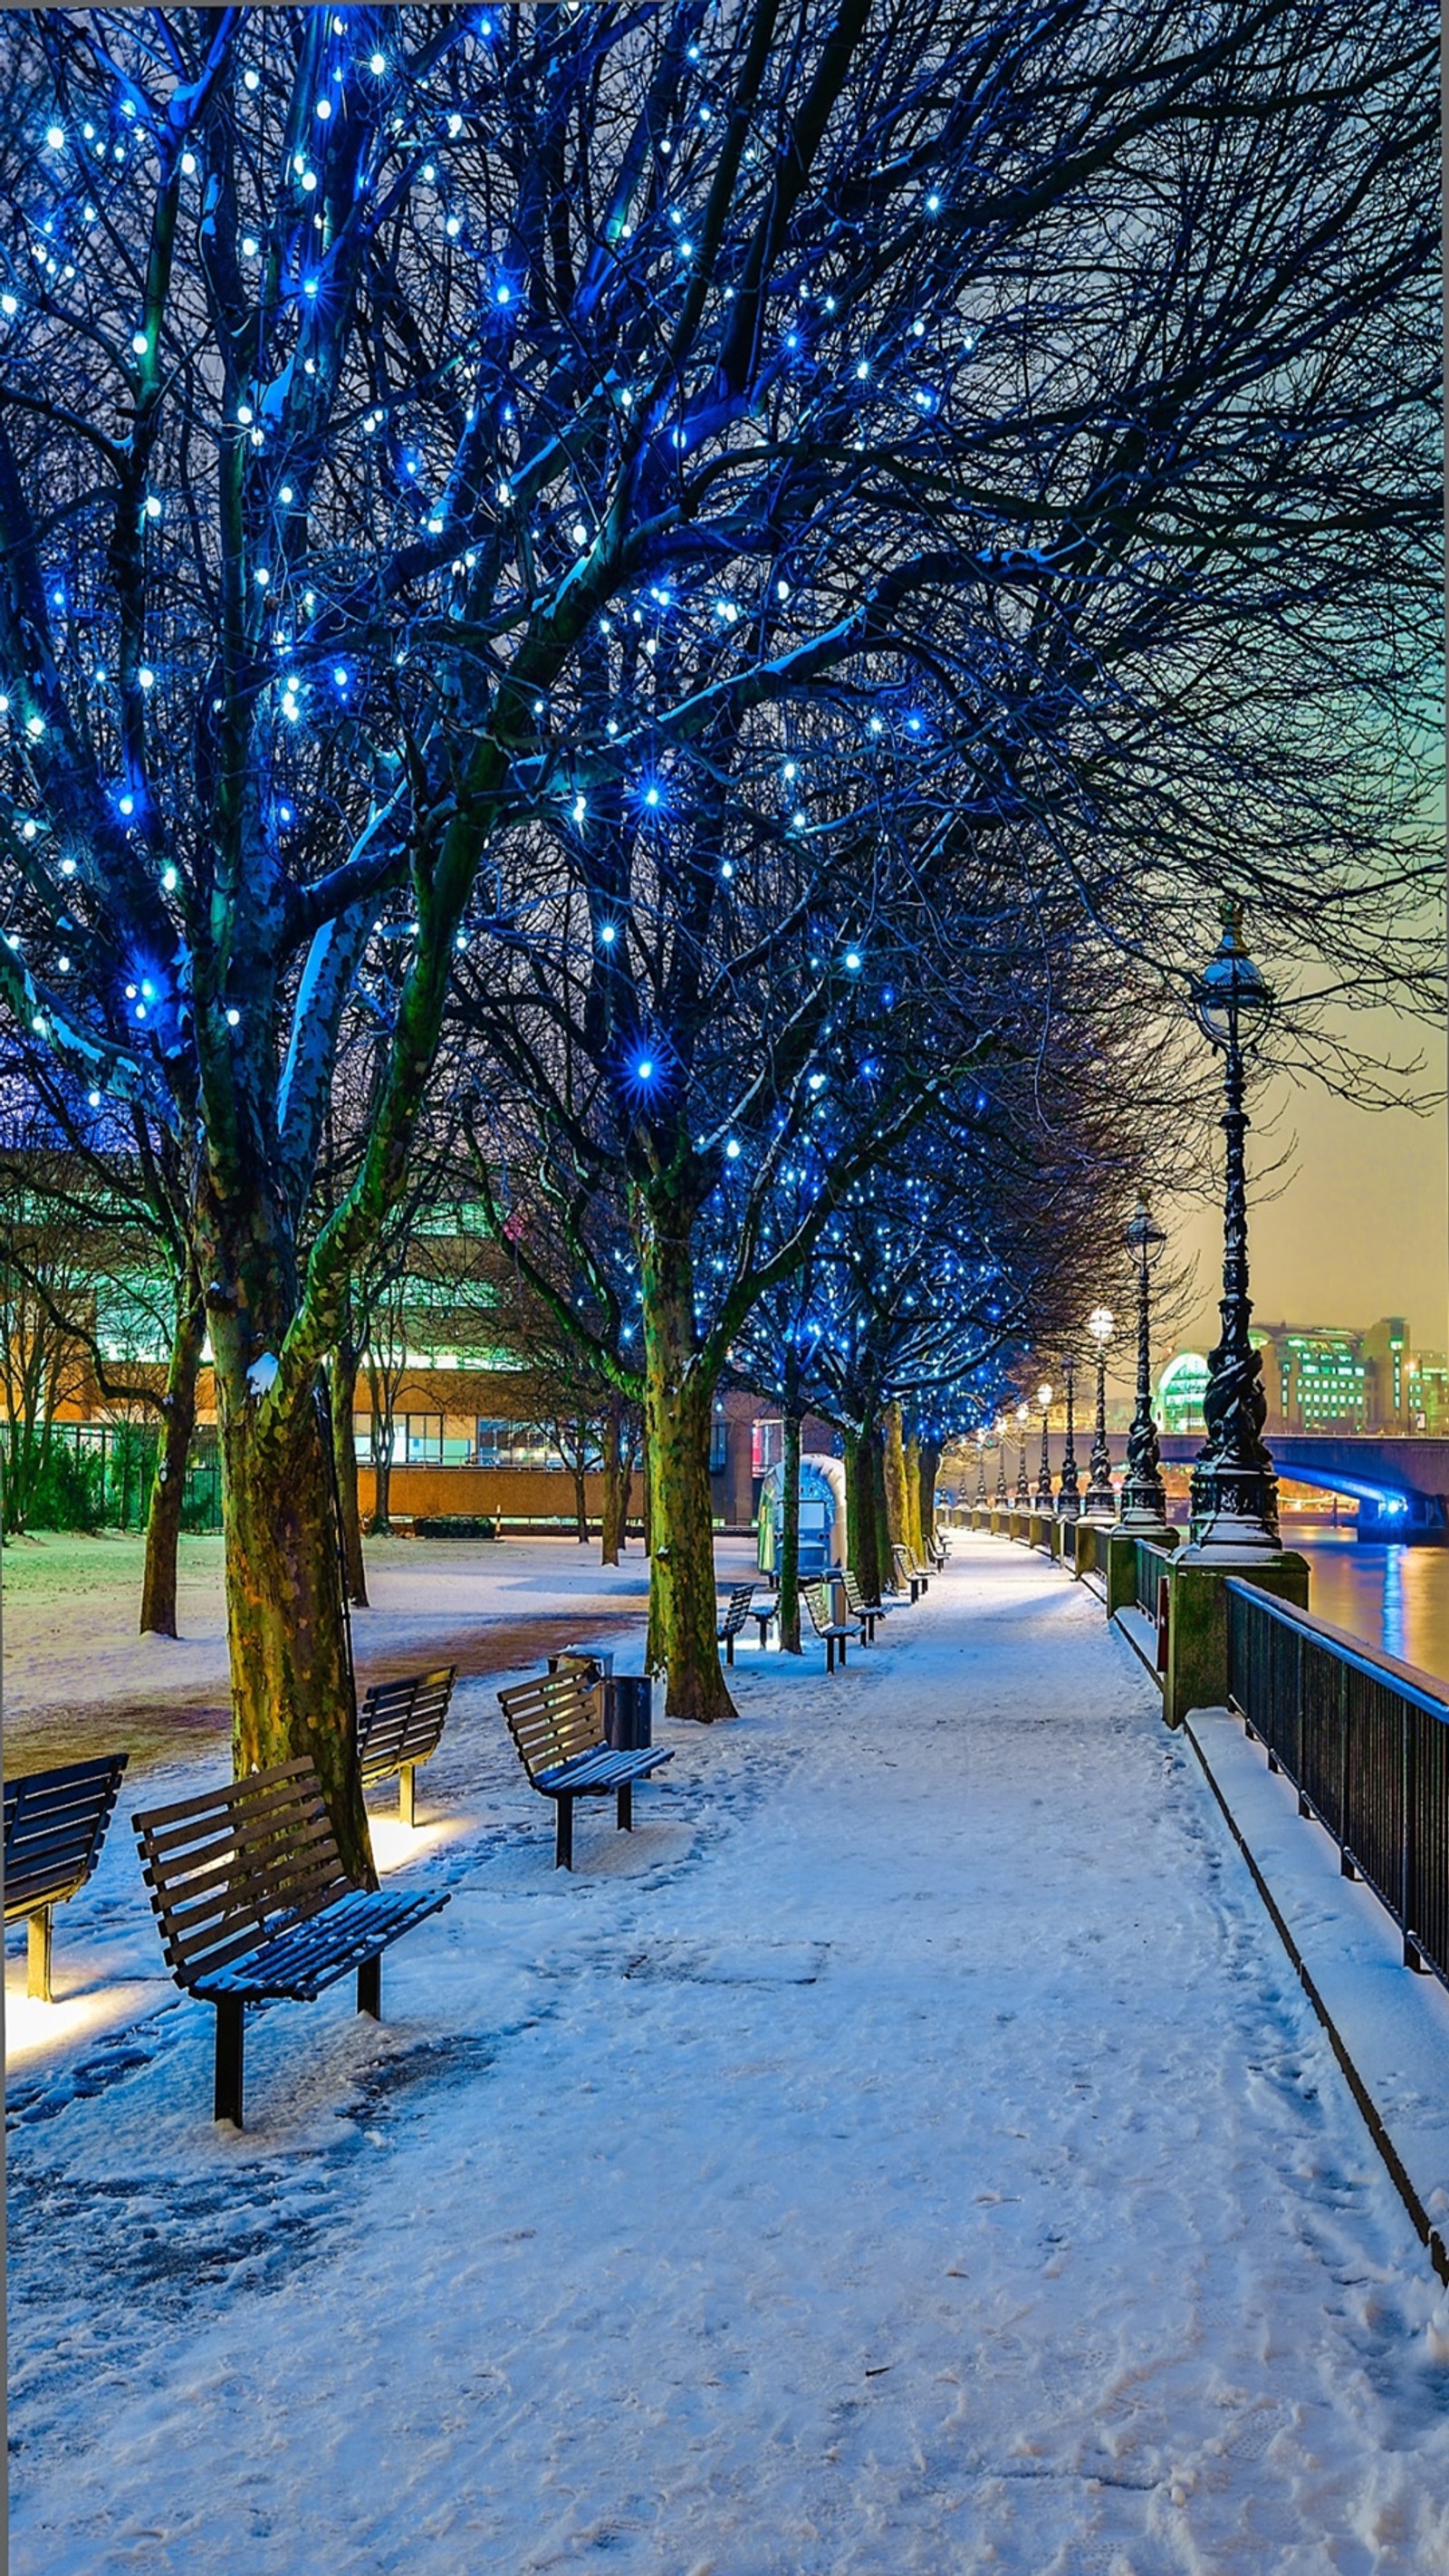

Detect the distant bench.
xmin=803 ymin=1580 xmax=862 ymax=1674
xmin=133 ymin=1759 xmax=449 ymax=2126
xmin=716 ymin=1583 xmax=755 ymax=1665
xmin=5 ymin=1752 xmax=129 ymax=2001
xmin=358 ymin=1666 xmax=456 ymax=1825
xmin=497 ymin=1670 xmax=673 ymax=1870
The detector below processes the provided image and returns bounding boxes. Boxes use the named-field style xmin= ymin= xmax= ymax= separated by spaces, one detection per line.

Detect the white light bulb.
xmin=369 ymin=51 xmax=387 ymax=74
xmin=226 ymin=1006 xmax=241 ymax=1027
xmin=145 ymin=495 xmax=162 ymax=518
xmin=131 ymin=332 xmax=149 ymax=356
xmin=45 ymin=125 xmax=64 ymax=149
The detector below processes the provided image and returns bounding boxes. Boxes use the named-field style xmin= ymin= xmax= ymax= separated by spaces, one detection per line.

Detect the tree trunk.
xmin=139 ymin=1275 xmax=205 ymax=1638
xmin=904 ymin=1432 xmax=923 ymax=1558
xmin=572 ymin=1458 xmax=590 ymax=1543
xmin=216 ymin=1373 xmax=372 ymax=1887
xmin=873 ymin=1428 xmax=893 ymax=1589
xmin=600 ymin=1399 xmax=632 ymax=1562
xmin=638 ymin=1206 xmax=734 ymax=1721
xmin=367 ymin=1359 xmax=395 ymax=1534
xmin=845 ymin=1422 xmax=883 ymax=1604
xmin=330 ymin=1342 xmax=369 ymax=1607
xmin=778 ymin=1408 xmax=803 ymax=1653
xmin=918 ymin=1440 xmax=942 ymax=1549
xmin=884 ymin=1402 xmax=910 ymax=1552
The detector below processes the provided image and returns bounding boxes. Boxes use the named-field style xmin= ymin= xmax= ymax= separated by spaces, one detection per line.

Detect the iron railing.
xmin=1225 ymin=1579 xmax=1449 ymax=1986
xmin=1134 ymin=1538 xmax=1173 ymax=1622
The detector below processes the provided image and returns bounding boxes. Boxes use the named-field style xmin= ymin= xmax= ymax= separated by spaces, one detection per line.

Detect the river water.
xmin=1295 ymin=1532 xmax=1449 ymax=1689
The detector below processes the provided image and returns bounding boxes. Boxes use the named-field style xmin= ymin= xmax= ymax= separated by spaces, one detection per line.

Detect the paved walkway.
xmin=10 ymin=1536 xmax=1449 ymax=2572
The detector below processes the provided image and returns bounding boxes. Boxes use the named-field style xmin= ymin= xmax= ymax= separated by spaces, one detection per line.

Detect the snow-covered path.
xmin=11 ymin=1536 xmax=1449 ymax=2573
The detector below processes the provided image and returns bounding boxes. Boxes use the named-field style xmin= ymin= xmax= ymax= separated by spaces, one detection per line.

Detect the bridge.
xmin=968 ymin=1433 xmax=1449 ymax=1543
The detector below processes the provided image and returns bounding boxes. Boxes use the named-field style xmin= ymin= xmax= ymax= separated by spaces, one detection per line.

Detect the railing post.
xmin=1162 ymin=1556 xmax=1309 ymax=1730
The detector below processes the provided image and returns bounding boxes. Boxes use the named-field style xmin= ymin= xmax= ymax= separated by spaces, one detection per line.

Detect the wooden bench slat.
xmin=497 ymin=1670 xmax=673 ymax=1867
xmin=133 ymin=1758 xmax=450 ymax=2123
xmin=197 ymin=1888 xmax=447 ymax=2001
xmin=4 ymin=1753 xmax=129 ymax=1937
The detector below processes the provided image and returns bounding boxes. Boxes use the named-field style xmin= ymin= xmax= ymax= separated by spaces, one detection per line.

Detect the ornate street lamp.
xmin=974 ymin=1429 xmax=988 ymax=1509
xmin=1185 ymin=900 xmax=1281 ymax=1558
xmin=993 ymin=1415 xmax=1011 ymax=1505
xmin=1014 ymin=1401 xmax=1032 ymax=1503
xmin=1034 ymin=1381 xmax=1054 ymax=1507
xmin=1084 ymin=1306 xmax=1116 ymax=1516
xmin=1118 ymin=1197 xmax=1170 ymax=1531
xmin=1057 ymin=1350 xmax=1081 ymax=1521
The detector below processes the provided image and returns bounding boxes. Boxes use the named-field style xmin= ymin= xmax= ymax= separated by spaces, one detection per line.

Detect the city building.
xmin=1156 ymin=1318 xmax=1443 ymax=1438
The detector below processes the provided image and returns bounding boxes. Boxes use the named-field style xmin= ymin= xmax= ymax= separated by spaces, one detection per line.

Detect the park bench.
xmin=802 ymin=1580 xmax=862 ymax=1674
xmin=892 ymin=1543 xmax=926 ymax=1603
xmin=358 ymin=1665 xmax=456 ymax=1824
xmin=132 ymin=1759 xmax=450 ymax=2127
xmin=716 ymin=1583 xmax=756 ymax=1666
xmin=5 ymin=1751 xmax=129 ymax=2001
xmin=841 ymin=1569 xmax=894 ymax=1644
xmin=496 ymin=1669 xmax=674 ymax=1870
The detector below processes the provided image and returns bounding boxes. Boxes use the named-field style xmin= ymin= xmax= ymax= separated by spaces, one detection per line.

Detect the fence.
xmin=1134 ymin=1538 xmax=1174 ymax=1622
xmin=1225 ymin=1579 xmax=1449 ymax=1987
xmin=50 ymin=1422 xmax=223 ymax=1533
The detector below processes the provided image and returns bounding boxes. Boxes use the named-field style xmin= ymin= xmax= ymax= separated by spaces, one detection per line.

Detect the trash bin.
xmin=605 ymin=1675 xmax=652 ymax=1750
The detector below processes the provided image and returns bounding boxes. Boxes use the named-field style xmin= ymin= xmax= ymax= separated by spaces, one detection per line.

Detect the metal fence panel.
xmin=1225 ymin=1579 xmax=1449 ymax=1986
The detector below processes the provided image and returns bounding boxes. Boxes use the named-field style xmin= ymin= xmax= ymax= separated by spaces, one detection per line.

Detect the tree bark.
xmin=330 ymin=1341 xmax=369 ymax=1607
xmin=366 ymin=1356 xmax=396 ymax=1535
xmin=873 ymin=1427 xmax=893 ymax=1590
xmin=778 ymin=1408 xmax=803 ymax=1653
xmin=884 ymin=1402 xmax=910 ymax=1553
xmin=638 ymin=1203 xmax=734 ymax=1721
xmin=139 ymin=1274 xmax=205 ymax=1638
xmin=845 ymin=1420 xmax=883 ymax=1604
xmin=918 ymin=1440 xmax=941 ymax=1550
xmin=572 ymin=1458 xmax=590 ymax=1543
xmin=216 ymin=1371 xmax=372 ymax=1886
xmin=600 ymin=1398 xmax=633 ymax=1562
xmin=904 ymin=1432 xmax=923 ymax=1558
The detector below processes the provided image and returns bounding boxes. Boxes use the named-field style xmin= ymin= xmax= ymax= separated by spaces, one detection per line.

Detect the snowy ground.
xmin=10 ymin=1533 xmax=1449 ymax=2572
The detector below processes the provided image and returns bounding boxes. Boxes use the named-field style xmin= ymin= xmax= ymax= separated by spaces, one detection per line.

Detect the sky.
xmin=1166 ymin=1025 xmax=1448 ymax=1359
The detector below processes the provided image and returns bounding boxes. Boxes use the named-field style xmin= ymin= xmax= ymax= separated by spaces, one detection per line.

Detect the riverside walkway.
xmin=10 ymin=1533 xmax=1449 ymax=2571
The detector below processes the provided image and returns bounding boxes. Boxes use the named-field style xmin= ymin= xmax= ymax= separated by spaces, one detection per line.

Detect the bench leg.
xmin=27 ymin=1906 xmax=53 ymax=2003
xmin=398 ymin=1764 xmax=416 ymax=1828
xmin=725 ymin=1633 xmax=735 ymax=1666
xmin=215 ymin=1998 xmax=245 ymax=2127
xmin=555 ymin=1796 xmax=574 ymax=1870
xmin=357 ymin=1955 xmax=381 ymax=2019
xmin=617 ymin=1781 xmax=633 ymax=1833
xmin=840 ymin=1635 xmax=849 ymax=1668
xmin=825 ymin=1637 xmax=836 ymax=1676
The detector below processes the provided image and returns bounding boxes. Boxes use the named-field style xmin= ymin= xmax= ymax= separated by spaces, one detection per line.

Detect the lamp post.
xmin=1057 ymin=1350 xmax=1081 ymax=1521
xmin=993 ymin=1416 xmax=1011 ymax=1506
xmin=1014 ymin=1401 xmax=1032 ymax=1503
xmin=1034 ymin=1381 xmax=1054 ymax=1508
xmin=1184 ymin=900 xmax=1281 ymax=1558
xmin=1084 ymin=1307 xmax=1115 ymax=1516
xmin=974 ymin=1430 xmax=988 ymax=1509
xmin=1118 ymin=1198 xmax=1170 ymax=1531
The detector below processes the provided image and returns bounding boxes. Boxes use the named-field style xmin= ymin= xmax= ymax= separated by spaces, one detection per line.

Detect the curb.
xmin=1185 ymin=1705 xmax=1449 ymax=2285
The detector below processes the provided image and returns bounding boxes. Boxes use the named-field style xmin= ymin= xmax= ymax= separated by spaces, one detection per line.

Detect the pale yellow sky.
xmin=1166 ymin=1044 xmax=1448 ymax=1358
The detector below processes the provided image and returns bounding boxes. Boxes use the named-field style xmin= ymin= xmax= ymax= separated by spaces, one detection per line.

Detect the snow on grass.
xmin=9 ymin=1536 xmax=1449 ymax=2571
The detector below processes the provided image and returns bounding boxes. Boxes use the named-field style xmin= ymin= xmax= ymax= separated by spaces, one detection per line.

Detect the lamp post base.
xmin=1177 ymin=1514 xmax=1285 ymax=1566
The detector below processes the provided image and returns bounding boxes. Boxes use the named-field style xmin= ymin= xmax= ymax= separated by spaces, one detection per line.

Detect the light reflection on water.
xmin=1297 ymin=1533 xmax=1449 ymax=1687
